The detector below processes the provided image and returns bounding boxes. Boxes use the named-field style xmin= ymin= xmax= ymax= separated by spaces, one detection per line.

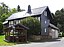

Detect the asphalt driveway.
xmin=12 ymin=37 xmax=64 ymax=47
xmin=0 ymin=37 xmax=64 ymax=47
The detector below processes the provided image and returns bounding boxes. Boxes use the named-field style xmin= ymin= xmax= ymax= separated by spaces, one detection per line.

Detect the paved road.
xmin=12 ymin=37 xmax=64 ymax=47
xmin=0 ymin=38 xmax=64 ymax=47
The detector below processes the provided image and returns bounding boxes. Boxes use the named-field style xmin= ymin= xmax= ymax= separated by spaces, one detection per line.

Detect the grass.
xmin=0 ymin=35 xmax=16 ymax=46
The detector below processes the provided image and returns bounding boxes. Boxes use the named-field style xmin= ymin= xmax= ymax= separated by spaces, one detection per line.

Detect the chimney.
xmin=27 ymin=5 xmax=32 ymax=14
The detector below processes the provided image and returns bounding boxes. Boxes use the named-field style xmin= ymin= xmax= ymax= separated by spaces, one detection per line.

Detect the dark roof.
xmin=14 ymin=24 xmax=29 ymax=30
xmin=4 ymin=26 xmax=12 ymax=30
xmin=6 ymin=6 xmax=48 ymax=20
xmin=49 ymin=23 xmax=59 ymax=30
xmin=3 ymin=21 xmax=8 ymax=25
xmin=4 ymin=24 xmax=29 ymax=30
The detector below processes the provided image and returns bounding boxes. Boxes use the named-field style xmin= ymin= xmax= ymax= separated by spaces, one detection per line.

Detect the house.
xmin=3 ymin=5 xmax=59 ymax=39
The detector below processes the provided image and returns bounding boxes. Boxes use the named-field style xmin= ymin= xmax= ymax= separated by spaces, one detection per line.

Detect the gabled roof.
xmin=4 ymin=24 xmax=29 ymax=30
xmin=6 ymin=6 xmax=48 ymax=20
xmin=49 ymin=23 xmax=59 ymax=30
xmin=14 ymin=24 xmax=29 ymax=30
xmin=3 ymin=21 xmax=8 ymax=25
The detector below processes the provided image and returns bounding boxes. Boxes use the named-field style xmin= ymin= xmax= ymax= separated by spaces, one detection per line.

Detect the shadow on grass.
xmin=0 ymin=34 xmax=4 ymax=36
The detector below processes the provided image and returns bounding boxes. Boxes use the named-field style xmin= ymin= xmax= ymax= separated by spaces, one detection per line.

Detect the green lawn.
xmin=0 ymin=35 xmax=16 ymax=46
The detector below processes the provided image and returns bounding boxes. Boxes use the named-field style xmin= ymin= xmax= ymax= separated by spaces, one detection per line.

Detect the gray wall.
xmin=41 ymin=11 xmax=50 ymax=35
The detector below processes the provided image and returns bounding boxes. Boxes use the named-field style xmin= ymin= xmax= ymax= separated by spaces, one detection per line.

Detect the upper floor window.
xmin=45 ymin=20 xmax=47 ymax=24
xmin=44 ymin=11 xmax=47 ymax=16
xmin=9 ymin=21 xmax=13 ymax=25
xmin=35 ymin=17 xmax=40 ymax=21
xmin=38 ymin=17 xmax=40 ymax=21
xmin=14 ymin=20 xmax=19 ymax=24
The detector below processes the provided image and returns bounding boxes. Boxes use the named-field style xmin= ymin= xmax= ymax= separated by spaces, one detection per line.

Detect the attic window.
xmin=44 ymin=11 xmax=47 ymax=16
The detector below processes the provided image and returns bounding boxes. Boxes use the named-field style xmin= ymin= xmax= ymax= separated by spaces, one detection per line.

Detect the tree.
xmin=0 ymin=22 xmax=3 ymax=34
xmin=54 ymin=8 xmax=64 ymax=32
xmin=17 ymin=5 xmax=21 ymax=12
xmin=0 ymin=2 xmax=17 ymax=34
xmin=20 ymin=17 xmax=41 ymax=35
xmin=17 ymin=5 xmax=25 ymax=12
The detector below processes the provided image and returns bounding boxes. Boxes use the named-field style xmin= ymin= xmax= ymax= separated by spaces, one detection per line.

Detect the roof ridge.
xmin=31 ymin=6 xmax=48 ymax=10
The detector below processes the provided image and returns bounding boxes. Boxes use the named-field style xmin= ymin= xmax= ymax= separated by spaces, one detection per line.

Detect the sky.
xmin=0 ymin=0 xmax=64 ymax=13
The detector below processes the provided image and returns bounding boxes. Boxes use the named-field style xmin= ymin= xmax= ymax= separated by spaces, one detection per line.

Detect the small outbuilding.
xmin=48 ymin=23 xmax=59 ymax=38
xmin=4 ymin=24 xmax=29 ymax=42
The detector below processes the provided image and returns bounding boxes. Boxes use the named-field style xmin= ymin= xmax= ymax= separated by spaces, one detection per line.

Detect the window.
xmin=9 ymin=21 xmax=13 ymax=27
xmin=14 ymin=20 xmax=19 ymax=24
xmin=19 ymin=20 xmax=20 ymax=23
xmin=35 ymin=17 xmax=40 ymax=21
xmin=16 ymin=20 xmax=19 ymax=24
xmin=45 ymin=20 xmax=46 ymax=24
xmin=45 ymin=28 xmax=47 ymax=32
xmin=38 ymin=17 xmax=40 ymax=21
xmin=9 ymin=21 xmax=13 ymax=25
xmin=44 ymin=11 xmax=47 ymax=16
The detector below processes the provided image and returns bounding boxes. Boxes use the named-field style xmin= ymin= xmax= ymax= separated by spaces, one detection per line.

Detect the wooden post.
xmin=9 ymin=29 xmax=10 ymax=41
xmin=13 ymin=28 xmax=14 ymax=42
xmin=9 ymin=29 xmax=10 ymax=36
xmin=5 ymin=29 xmax=6 ymax=40
xmin=18 ymin=29 xmax=19 ymax=42
xmin=25 ymin=30 xmax=27 ymax=42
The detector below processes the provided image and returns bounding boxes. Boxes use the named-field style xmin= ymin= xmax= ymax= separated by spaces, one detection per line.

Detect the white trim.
xmin=45 ymin=28 xmax=46 ymax=32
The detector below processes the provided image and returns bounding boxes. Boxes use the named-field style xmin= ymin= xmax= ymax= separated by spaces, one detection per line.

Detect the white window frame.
xmin=45 ymin=20 xmax=47 ymax=24
xmin=9 ymin=21 xmax=13 ymax=25
xmin=45 ymin=28 xmax=47 ymax=32
xmin=38 ymin=17 xmax=40 ymax=21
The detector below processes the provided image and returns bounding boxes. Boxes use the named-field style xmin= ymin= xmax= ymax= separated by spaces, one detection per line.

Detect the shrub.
xmin=20 ymin=17 xmax=41 ymax=35
xmin=58 ymin=32 xmax=62 ymax=37
xmin=62 ymin=32 xmax=64 ymax=37
xmin=0 ymin=22 xmax=3 ymax=34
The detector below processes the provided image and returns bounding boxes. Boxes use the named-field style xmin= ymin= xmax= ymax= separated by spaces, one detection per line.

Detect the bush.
xmin=62 ymin=32 xmax=64 ymax=37
xmin=58 ymin=32 xmax=62 ymax=37
xmin=20 ymin=17 xmax=41 ymax=35
xmin=0 ymin=22 xmax=3 ymax=34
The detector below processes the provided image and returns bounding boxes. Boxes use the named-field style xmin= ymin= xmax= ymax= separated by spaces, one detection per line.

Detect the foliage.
xmin=0 ymin=2 xmax=26 ymax=34
xmin=52 ymin=8 xmax=64 ymax=32
xmin=58 ymin=32 xmax=62 ymax=37
xmin=17 ymin=5 xmax=21 ymax=12
xmin=0 ymin=2 xmax=18 ymax=34
xmin=62 ymin=32 xmax=64 ymax=37
xmin=17 ymin=5 xmax=25 ymax=12
xmin=0 ymin=22 xmax=3 ymax=34
xmin=20 ymin=17 xmax=41 ymax=35
xmin=0 ymin=22 xmax=3 ymax=30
